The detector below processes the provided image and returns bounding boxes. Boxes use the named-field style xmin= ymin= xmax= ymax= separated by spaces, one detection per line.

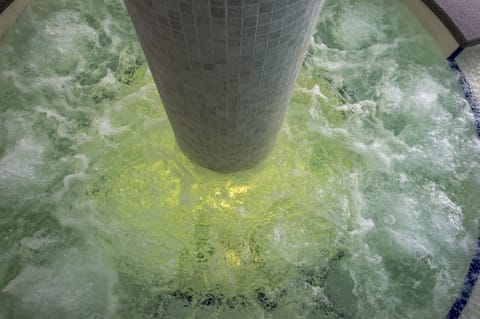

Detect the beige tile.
xmin=11 ymin=0 xmax=33 ymax=15
xmin=0 ymin=5 xmax=18 ymax=33
xmin=402 ymin=0 xmax=459 ymax=57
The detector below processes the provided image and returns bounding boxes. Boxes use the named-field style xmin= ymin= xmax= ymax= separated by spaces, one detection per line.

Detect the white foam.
xmin=0 ymin=138 xmax=44 ymax=182
xmin=54 ymin=154 xmax=90 ymax=201
xmin=2 ymin=248 xmax=118 ymax=319
xmin=331 ymin=3 xmax=387 ymax=50
xmin=44 ymin=11 xmax=99 ymax=54
xmin=20 ymin=229 xmax=57 ymax=252
xmin=34 ymin=106 xmax=66 ymax=122
xmin=97 ymin=118 xmax=128 ymax=136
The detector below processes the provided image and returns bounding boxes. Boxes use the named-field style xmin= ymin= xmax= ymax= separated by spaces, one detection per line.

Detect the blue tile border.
xmin=446 ymin=237 xmax=480 ymax=319
xmin=449 ymin=59 xmax=480 ymax=137
xmin=447 ymin=47 xmax=464 ymax=62
xmin=446 ymin=57 xmax=480 ymax=319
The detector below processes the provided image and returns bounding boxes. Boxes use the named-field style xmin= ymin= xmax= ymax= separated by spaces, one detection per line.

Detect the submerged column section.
xmin=124 ymin=0 xmax=323 ymax=172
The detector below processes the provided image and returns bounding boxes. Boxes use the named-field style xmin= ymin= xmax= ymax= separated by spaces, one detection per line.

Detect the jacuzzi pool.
xmin=0 ymin=0 xmax=479 ymax=318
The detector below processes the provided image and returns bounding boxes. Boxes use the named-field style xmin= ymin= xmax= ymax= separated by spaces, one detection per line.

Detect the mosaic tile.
xmin=124 ymin=0 xmax=324 ymax=172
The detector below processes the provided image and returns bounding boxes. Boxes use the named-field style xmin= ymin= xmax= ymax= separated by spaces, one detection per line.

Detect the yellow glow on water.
xmin=228 ymin=184 xmax=251 ymax=198
xmin=226 ymin=250 xmax=241 ymax=267
xmin=80 ymin=55 xmax=353 ymax=301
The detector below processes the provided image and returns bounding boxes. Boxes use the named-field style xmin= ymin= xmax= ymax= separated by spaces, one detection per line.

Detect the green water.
xmin=1 ymin=0 xmax=479 ymax=318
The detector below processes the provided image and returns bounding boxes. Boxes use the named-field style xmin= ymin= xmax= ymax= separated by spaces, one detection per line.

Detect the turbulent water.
xmin=1 ymin=0 xmax=480 ymax=318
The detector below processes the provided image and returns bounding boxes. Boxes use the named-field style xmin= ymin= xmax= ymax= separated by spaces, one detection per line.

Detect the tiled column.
xmin=124 ymin=0 xmax=323 ymax=172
